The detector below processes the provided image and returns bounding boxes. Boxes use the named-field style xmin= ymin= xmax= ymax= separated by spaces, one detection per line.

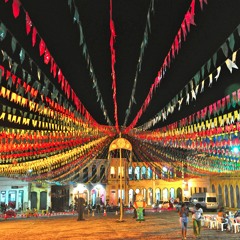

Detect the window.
xmin=118 ymin=166 xmax=124 ymax=178
xmin=128 ymin=167 xmax=133 ymax=180
xmin=100 ymin=165 xmax=105 ymax=181
xmin=18 ymin=190 xmax=24 ymax=210
xmin=110 ymin=166 xmax=116 ymax=178
xmin=147 ymin=167 xmax=153 ymax=179
xmin=83 ymin=167 xmax=88 ymax=182
xmin=92 ymin=165 xmax=97 ymax=183
xmin=207 ymin=197 xmax=217 ymax=202
xmin=141 ymin=167 xmax=146 ymax=179
xmin=8 ymin=190 xmax=16 ymax=208
xmin=0 ymin=191 xmax=6 ymax=205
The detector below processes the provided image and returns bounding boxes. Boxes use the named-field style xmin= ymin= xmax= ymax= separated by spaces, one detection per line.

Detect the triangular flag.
xmin=232 ymin=51 xmax=237 ymax=62
xmin=200 ymin=80 xmax=205 ymax=93
xmin=221 ymin=42 xmax=229 ymax=57
xmin=0 ymin=23 xmax=7 ymax=41
xmin=12 ymin=0 xmax=21 ymax=19
xmin=208 ymin=74 xmax=213 ymax=87
xmin=225 ymin=59 xmax=238 ymax=73
xmin=214 ymin=66 xmax=221 ymax=81
xmin=178 ymin=97 xmax=183 ymax=110
xmin=191 ymin=89 xmax=196 ymax=100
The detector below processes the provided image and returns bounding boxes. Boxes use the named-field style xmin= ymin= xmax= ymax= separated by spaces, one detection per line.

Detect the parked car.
xmin=189 ymin=192 xmax=218 ymax=211
xmin=152 ymin=200 xmax=163 ymax=209
xmin=153 ymin=200 xmax=174 ymax=210
xmin=160 ymin=201 xmax=170 ymax=209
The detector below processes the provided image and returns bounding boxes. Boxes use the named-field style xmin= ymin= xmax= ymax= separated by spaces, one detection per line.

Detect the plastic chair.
xmin=209 ymin=216 xmax=217 ymax=229
xmin=216 ymin=217 xmax=224 ymax=231
xmin=229 ymin=218 xmax=240 ymax=233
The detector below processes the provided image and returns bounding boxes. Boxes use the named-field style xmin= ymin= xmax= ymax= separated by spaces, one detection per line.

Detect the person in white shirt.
xmin=192 ymin=203 xmax=203 ymax=239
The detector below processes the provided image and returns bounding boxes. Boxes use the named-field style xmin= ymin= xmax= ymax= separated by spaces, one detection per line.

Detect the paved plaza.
xmin=0 ymin=210 xmax=239 ymax=240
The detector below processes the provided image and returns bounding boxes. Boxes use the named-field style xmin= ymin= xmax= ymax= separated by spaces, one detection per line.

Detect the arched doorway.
xmin=147 ymin=188 xmax=153 ymax=205
xmin=218 ymin=185 xmax=223 ymax=207
xmin=141 ymin=188 xmax=147 ymax=201
xmin=30 ymin=191 xmax=37 ymax=209
xmin=225 ymin=185 xmax=229 ymax=207
xmin=128 ymin=166 xmax=134 ymax=180
xmin=135 ymin=166 xmax=140 ymax=180
xmin=40 ymin=191 xmax=47 ymax=210
xmin=128 ymin=189 xmax=134 ymax=206
xmin=162 ymin=188 xmax=168 ymax=201
xmin=141 ymin=166 xmax=146 ymax=179
xmin=176 ymin=187 xmax=182 ymax=202
xmin=92 ymin=165 xmax=97 ymax=183
xmin=230 ymin=185 xmax=234 ymax=208
xmin=147 ymin=167 xmax=153 ymax=179
xmin=170 ymin=188 xmax=175 ymax=199
xmin=100 ymin=165 xmax=106 ymax=181
xmin=155 ymin=188 xmax=161 ymax=202
xmin=155 ymin=167 xmax=161 ymax=179
xmin=236 ymin=185 xmax=240 ymax=208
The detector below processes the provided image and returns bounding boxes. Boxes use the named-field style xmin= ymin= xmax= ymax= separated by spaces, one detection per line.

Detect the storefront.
xmin=0 ymin=177 xmax=29 ymax=211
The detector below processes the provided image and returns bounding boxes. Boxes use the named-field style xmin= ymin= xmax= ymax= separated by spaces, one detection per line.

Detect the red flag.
xmin=67 ymin=84 xmax=70 ymax=99
xmin=199 ymin=0 xmax=208 ymax=10
xmin=32 ymin=27 xmax=37 ymax=47
xmin=178 ymin=29 xmax=182 ymax=49
xmin=174 ymin=36 xmax=179 ymax=54
xmin=50 ymin=57 xmax=54 ymax=73
xmin=26 ymin=12 xmax=32 ymax=35
xmin=208 ymin=104 xmax=213 ymax=116
xmin=0 ymin=66 xmax=5 ymax=76
xmin=39 ymin=39 xmax=46 ymax=56
xmin=61 ymin=77 xmax=65 ymax=90
xmin=44 ymin=48 xmax=50 ymax=64
xmin=181 ymin=21 xmax=187 ymax=41
xmin=217 ymin=100 xmax=222 ymax=112
xmin=57 ymin=69 xmax=62 ymax=83
xmin=52 ymin=62 xmax=57 ymax=78
xmin=12 ymin=0 xmax=21 ymax=18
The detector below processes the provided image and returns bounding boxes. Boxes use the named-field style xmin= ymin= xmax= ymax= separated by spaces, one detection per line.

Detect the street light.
xmin=108 ymin=136 xmax=132 ymax=222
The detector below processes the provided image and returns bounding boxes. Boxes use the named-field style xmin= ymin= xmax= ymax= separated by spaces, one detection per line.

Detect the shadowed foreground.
xmin=0 ymin=210 xmax=239 ymax=239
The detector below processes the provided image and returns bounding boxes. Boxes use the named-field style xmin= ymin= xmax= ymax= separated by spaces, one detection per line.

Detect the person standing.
xmin=77 ymin=197 xmax=86 ymax=221
xmin=179 ymin=202 xmax=189 ymax=240
xmin=192 ymin=203 xmax=203 ymax=239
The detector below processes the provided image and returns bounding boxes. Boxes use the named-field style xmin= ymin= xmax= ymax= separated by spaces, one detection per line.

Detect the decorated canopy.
xmin=0 ymin=0 xmax=240 ymax=183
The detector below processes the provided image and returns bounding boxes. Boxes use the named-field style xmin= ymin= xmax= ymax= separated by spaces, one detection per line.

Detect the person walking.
xmin=192 ymin=203 xmax=203 ymax=239
xmin=179 ymin=202 xmax=189 ymax=240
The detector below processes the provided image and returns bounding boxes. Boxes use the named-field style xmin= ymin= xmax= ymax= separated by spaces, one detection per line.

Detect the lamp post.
xmin=182 ymin=160 xmax=185 ymax=201
xmin=108 ymin=136 xmax=132 ymax=222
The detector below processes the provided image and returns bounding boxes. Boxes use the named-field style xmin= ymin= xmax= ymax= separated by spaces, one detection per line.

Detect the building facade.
xmin=1 ymin=158 xmax=239 ymax=211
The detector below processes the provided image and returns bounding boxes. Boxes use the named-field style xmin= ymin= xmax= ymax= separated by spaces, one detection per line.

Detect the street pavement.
xmin=0 ymin=209 xmax=239 ymax=239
